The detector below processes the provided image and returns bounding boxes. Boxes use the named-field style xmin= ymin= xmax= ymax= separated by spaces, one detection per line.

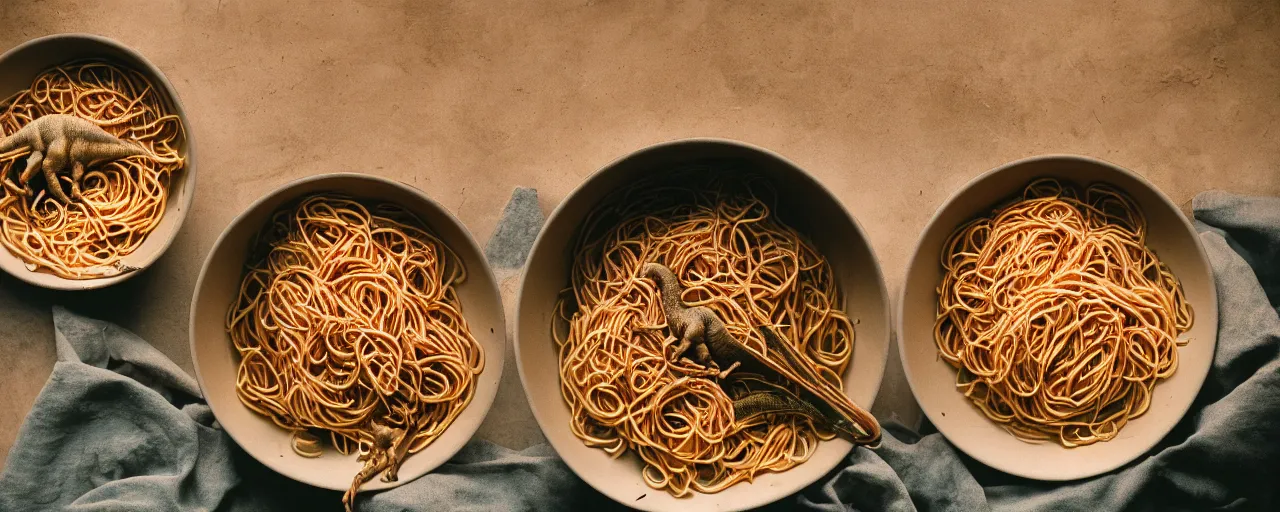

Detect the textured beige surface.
xmin=1 ymin=0 xmax=1278 ymax=466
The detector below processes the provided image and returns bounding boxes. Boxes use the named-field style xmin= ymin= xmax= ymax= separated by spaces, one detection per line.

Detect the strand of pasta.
xmin=555 ymin=172 xmax=853 ymax=496
xmin=226 ymin=195 xmax=483 ymax=502
xmin=934 ymin=178 xmax=1192 ymax=447
xmin=0 ymin=60 xmax=183 ymax=279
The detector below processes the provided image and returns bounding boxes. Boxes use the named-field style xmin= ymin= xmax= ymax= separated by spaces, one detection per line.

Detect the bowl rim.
xmin=188 ymin=171 xmax=506 ymax=491
xmin=895 ymin=153 xmax=1220 ymax=481
xmin=0 ymin=32 xmax=197 ymax=291
xmin=514 ymin=137 xmax=892 ymax=510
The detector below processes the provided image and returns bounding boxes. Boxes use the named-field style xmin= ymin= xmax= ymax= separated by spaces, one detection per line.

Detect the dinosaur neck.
xmin=643 ymin=263 xmax=687 ymax=315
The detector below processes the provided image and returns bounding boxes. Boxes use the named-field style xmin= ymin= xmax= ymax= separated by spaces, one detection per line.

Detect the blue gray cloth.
xmin=2 ymin=190 xmax=1277 ymax=511
xmin=484 ymin=187 xmax=544 ymax=270
xmin=0 ymin=306 xmax=609 ymax=512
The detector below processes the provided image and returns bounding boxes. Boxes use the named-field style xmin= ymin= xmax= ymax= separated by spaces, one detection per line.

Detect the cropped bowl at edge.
xmin=0 ymin=33 xmax=196 ymax=290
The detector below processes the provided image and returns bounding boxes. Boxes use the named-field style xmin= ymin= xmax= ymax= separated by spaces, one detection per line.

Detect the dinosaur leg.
xmin=70 ymin=161 xmax=85 ymax=199
xmin=670 ymin=321 xmax=704 ymax=361
xmin=381 ymin=437 xmax=403 ymax=482
xmin=716 ymin=360 xmax=741 ymax=379
xmin=670 ymin=337 xmax=692 ymax=361
xmin=693 ymin=343 xmax=711 ymax=363
xmin=342 ymin=453 xmax=388 ymax=512
xmin=383 ymin=441 xmax=415 ymax=482
xmin=688 ymin=343 xmax=737 ymax=378
xmin=17 ymin=151 xmax=42 ymax=196
xmin=40 ymin=140 xmax=71 ymax=203
xmin=381 ymin=421 xmax=417 ymax=482
xmin=43 ymin=164 xmax=71 ymax=203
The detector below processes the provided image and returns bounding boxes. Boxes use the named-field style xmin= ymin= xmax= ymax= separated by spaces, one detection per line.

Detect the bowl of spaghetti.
xmin=516 ymin=139 xmax=891 ymax=511
xmin=0 ymin=34 xmax=192 ymax=289
xmin=898 ymin=155 xmax=1218 ymax=480
xmin=190 ymin=173 xmax=505 ymax=509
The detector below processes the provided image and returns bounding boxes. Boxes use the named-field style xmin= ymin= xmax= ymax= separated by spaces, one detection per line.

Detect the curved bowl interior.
xmin=190 ymin=173 xmax=505 ymax=491
xmin=0 ymin=33 xmax=195 ymax=290
xmin=516 ymin=139 xmax=890 ymax=511
xmin=898 ymin=155 xmax=1218 ymax=481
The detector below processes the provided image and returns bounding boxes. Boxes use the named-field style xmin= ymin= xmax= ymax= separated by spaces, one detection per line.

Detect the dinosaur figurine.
xmin=641 ymin=262 xmax=881 ymax=445
xmin=341 ymin=409 xmax=423 ymax=512
xmin=0 ymin=114 xmax=147 ymax=203
xmin=342 ymin=422 xmax=405 ymax=512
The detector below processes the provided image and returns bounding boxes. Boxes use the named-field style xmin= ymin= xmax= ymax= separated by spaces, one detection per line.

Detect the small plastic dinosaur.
xmin=642 ymin=262 xmax=882 ymax=445
xmin=341 ymin=407 xmax=423 ymax=512
xmin=342 ymin=422 xmax=404 ymax=512
xmin=0 ymin=114 xmax=147 ymax=203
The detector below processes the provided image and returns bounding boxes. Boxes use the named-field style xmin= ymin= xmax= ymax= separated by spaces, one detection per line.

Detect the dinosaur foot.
xmin=716 ymin=361 xmax=741 ymax=379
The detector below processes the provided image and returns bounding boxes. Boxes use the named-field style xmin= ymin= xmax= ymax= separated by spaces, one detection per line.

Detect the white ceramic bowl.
xmin=0 ymin=33 xmax=195 ymax=290
xmin=189 ymin=173 xmax=505 ymax=491
xmin=516 ymin=139 xmax=890 ymax=511
xmin=897 ymin=155 xmax=1218 ymax=481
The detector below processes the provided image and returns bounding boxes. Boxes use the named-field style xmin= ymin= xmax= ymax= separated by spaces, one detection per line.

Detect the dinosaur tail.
xmin=756 ymin=325 xmax=882 ymax=445
xmin=731 ymin=375 xmax=876 ymax=445
xmin=732 ymin=378 xmax=826 ymax=422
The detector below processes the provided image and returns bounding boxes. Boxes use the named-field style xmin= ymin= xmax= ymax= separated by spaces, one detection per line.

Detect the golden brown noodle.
xmin=226 ymin=195 xmax=483 ymax=505
xmin=0 ymin=60 xmax=183 ymax=279
xmin=555 ymin=171 xmax=855 ymax=496
xmin=934 ymin=178 xmax=1193 ymax=447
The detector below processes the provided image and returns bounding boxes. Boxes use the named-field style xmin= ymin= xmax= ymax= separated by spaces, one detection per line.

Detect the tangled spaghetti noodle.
xmin=226 ymin=195 xmax=483 ymax=509
xmin=555 ymin=171 xmax=855 ymax=496
xmin=0 ymin=60 xmax=183 ymax=279
xmin=934 ymin=178 xmax=1192 ymax=447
